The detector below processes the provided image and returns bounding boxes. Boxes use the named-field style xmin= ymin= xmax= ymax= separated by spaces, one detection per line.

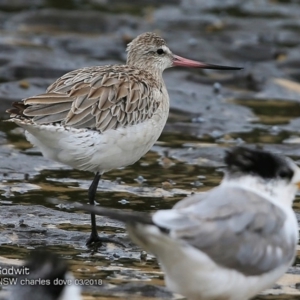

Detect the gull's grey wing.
xmin=153 ymin=186 xmax=296 ymax=276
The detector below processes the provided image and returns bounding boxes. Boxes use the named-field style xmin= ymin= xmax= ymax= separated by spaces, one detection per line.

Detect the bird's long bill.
xmin=173 ymin=55 xmax=242 ymax=70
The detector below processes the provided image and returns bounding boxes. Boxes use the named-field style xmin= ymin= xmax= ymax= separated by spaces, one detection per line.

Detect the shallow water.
xmin=1 ymin=97 xmax=300 ymax=299
xmin=1 ymin=0 xmax=300 ymax=297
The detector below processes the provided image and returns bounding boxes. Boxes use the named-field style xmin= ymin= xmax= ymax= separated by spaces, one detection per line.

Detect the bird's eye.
xmin=157 ymin=49 xmax=164 ymax=55
xmin=278 ymin=169 xmax=293 ymax=180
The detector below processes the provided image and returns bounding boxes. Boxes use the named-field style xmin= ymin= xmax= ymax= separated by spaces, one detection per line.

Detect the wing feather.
xmin=10 ymin=65 xmax=163 ymax=132
xmin=153 ymin=186 xmax=295 ymax=276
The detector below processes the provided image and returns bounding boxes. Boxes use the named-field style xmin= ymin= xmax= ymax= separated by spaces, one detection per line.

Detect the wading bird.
xmin=6 ymin=32 xmax=241 ymax=246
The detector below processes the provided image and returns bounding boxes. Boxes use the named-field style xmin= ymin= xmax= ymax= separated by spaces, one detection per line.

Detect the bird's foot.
xmin=86 ymin=233 xmax=125 ymax=248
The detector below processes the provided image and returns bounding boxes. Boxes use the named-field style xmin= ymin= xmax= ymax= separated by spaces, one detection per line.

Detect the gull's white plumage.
xmin=75 ymin=147 xmax=300 ymax=300
xmin=143 ymin=180 xmax=298 ymax=300
xmin=128 ymin=224 xmax=293 ymax=300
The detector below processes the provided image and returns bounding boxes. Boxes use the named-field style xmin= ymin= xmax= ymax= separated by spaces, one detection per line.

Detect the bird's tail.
xmin=6 ymin=101 xmax=28 ymax=117
xmin=74 ymin=202 xmax=154 ymax=225
xmin=72 ymin=202 xmax=170 ymax=255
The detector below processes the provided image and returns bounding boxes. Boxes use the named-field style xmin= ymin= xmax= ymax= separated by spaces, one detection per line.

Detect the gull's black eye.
xmin=278 ymin=169 xmax=293 ymax=180
xmin=157 ymin=48 xmax=164 ymax=55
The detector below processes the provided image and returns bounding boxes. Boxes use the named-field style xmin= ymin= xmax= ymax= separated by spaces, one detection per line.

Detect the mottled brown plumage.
xmin=6 ymin=32 xmax=242 ymax=247
xmin=7 ymin=32 xmax=171 ymax=133
xmin=11 ymin=66 xmax=161 ymax=132
xmin=7 ymin=32 xmax=241 ymax=134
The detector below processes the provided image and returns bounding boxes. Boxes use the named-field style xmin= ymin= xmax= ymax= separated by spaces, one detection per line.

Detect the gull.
xmin=74 ymin=147 xmax=300 ymax=300
xmin=6 ymin=32 xmax=242 ymax=246
xmin=9 ymin=250 xmax=81 ymax=300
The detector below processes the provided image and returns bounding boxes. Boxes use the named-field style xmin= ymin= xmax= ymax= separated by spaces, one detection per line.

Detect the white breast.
xmin=20 ymin=101 xmax=169 ymax=173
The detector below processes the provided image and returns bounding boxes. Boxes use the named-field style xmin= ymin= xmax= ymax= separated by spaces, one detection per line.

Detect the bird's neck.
xmin=127 ymin=60 xmax=164 ymax=79
xmin=221 ymin=174 xmax=296 ymax=208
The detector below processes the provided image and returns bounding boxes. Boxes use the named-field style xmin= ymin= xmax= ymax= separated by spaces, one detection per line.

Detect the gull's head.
xmin=126 ymin=32 xmax=242 ymax=75
xmin=223 ymin=147 xmax=300 ymax=206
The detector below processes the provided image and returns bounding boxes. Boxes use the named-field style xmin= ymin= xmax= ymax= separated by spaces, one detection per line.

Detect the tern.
xmin=73 ymin=147 xmax=300 ymax=300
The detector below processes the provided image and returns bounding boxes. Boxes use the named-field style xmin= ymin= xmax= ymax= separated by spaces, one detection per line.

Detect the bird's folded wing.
xmin=12 ymin=66 xmax=161 ymax=132
xmin=153 ymin=186 xmax=295 ymax=276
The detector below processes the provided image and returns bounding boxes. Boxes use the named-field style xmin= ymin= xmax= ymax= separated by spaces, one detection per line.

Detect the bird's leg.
xmin=86 ymin=173 xmax=125 ymax=248
xmin=86 ymin=172 xmax=101 ymax=246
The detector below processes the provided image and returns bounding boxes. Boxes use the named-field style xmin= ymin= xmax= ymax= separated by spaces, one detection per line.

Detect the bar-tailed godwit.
xmin=7 ymin=32 xmax=242 ymax=246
